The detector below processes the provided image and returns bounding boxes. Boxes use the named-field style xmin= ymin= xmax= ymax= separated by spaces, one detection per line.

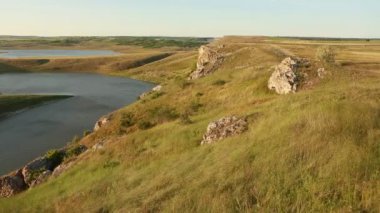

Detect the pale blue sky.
xmin=0 ymin=0 xmax=379 ymax=38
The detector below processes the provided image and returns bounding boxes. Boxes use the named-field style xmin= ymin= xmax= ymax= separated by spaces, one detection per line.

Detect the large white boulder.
xmin=268 ymin=57 xmax=299 ymax=95
xmin=189 ymin=46 xmax=223 ymax=80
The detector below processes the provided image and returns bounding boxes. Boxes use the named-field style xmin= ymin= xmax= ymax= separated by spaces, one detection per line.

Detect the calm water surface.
xmin=0 ymin=49 xmax=120 ymax=59
xmin=0 ymin=73 xmax=154 ymax=175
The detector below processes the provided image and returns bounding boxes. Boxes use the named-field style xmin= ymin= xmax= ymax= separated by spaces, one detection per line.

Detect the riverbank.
xmin=0 ymin=95 xmax=72 ymax=118
xmin=0 ymin=72 xmax=154 ymax=175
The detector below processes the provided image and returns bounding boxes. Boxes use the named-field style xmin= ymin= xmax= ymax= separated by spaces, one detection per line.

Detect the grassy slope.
xmin=0 ymin=95 xmax=71 ymax=117
xmin=1 ymin=38 xmax=380 ymax=212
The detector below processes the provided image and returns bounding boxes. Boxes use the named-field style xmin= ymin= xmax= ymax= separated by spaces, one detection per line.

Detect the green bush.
xmin=189 ymin=101 xmax=203 ymax=113
xmin=195 ymin=92 xmax=204 ymax=97
xmin=212 ymin=79 xmax=227 ymax=86
xmin=120 ymin=112 xmax=135 ymax=127
xmin=83 ymin=130 xmax=91 ymax=137
xmin=103 ymin=161 xmax=120 ymax=169
xmin=65 ymin=145 xmax=86 ymax=159
xmin=45 ymin=150 xmax=65 ymax=169
xmin=28 ymin=169 xmax=46 ymax=182
xmin=138 ymin=121 xmax=155 ymax=130
xmin=316 ymin=46 xmax=336 ymax=64
xmin=179 ymin=113 xmax=193 ymax=125
xmin=151 ymin=92 xmax=165 ymax=100
xmin=149 ymin=106 xmax=179 ymax=123
xmin=174 ymin=77 xmax=192 ymax=89
xmin=71 ymin=135 xmax=81 ymax=144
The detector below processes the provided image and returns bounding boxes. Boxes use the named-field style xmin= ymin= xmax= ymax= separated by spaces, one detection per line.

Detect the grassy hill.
xmin=0 ymin=37 xmax=379 ymax=212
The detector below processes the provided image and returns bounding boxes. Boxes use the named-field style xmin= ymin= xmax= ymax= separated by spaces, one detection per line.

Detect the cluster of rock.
xmin=139 ymin=85 xmax=163 ymax=100
xmin=317 ymin=68 xmax=327 ymax=79
xmin=0 ymin=145 xmax=87 ymax=198
xmin=189 ymin=45 xmax=223 ymax=80
xmin=268 ymin=57 xmax=300 ymax=95
xmin=0 ymin=170 xmax=27 ymax=198
xmin=51 ymin=159 xmax=77 ymax=178
xmin=201 ymin=116 xmax=248 ymax=145
xmin=268 ymin=56 xmax=328 ymax=94
xmin=94 ymin=115 xmax=111 ymax=131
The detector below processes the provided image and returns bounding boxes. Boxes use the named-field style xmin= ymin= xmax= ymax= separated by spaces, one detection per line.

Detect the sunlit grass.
xmin=1 ymin=37 xmax=380 ymax=212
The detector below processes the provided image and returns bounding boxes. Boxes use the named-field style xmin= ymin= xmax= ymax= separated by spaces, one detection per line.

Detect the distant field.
xmin=0 ymin=36 xmax=210 ymax=49
xmin=0 ymin=36 xmax=205 ymax=74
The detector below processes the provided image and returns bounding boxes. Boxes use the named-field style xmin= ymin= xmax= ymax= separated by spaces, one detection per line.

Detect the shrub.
xmin=36 ymin=59 xmax=50 ymax=65
xmin=212 ymin=79 xmax=227 ymax=86
xmin=138 ymin=121 xmax=155 ymax=130
xmin=71 ymin=135 xmax=81 ymax=144
xmin=151 ymin=91 xmax=165 ymax=100
xmin=316 ymin=46 xmax=336 ymax=64
xmin=120 ymin=112 xmax=135 ymax=127
xmin=45 ymin=150 xmax=65 ymax=169
xmin=83 ymin=130 xmax=91 ymax=137
xmin=179 ymin=113 xmax=193 ymax=125
xmin=28 ymin=169 xmax=46 ymax=182
xmin=174 ymin=77 xmax=192 ymax=89
xmin=65 ymin=145 xmax=86 ymax=159
xmin=103 ymin=160 xmax=120 ymax=169
xmin=149 ymin=106 xmax=179 ymax=123
xmin=188 ymin=100 xmax=203 ymax=113
xmin=195 ymin=92 xmax=204 ymax=97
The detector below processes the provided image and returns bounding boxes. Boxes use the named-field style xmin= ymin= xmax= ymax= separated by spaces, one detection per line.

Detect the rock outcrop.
xmin=139 ymin=85 xmax=163 ymax=99
xmin=22 ymin=157 xmax=54 ymax=186
xmin=52 ymin=160 xmax=76 ymax=178
xmin=1 ymin=144 xmax=88 ymax=197
xmin=0 ymin=170 xmax=27 ymax=198
xmin=317 ymin=68 xmax=327 ymax=79
xmin=268 ymin=57 xmax=299 ymax=95
xmin=152 ymin=85 xmax=162 ymax=92
xmin=94 ymin=115 xmax=111 ymax=131
xmin=92 ymin=142 xmax=105 ymax=151
xmin=30 ymin=170 xmax=52 ymax=188
xmin=201 ymin=116 xmax=248 ymax=145
xmin=189 ymin=46 xmax=223 ymax=80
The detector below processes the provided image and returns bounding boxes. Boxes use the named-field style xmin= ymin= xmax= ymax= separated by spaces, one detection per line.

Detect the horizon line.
xmin=0 ymin=34 xmax=379 ymax=40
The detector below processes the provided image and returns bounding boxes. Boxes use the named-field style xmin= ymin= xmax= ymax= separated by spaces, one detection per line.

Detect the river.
xmin=0 ymin=72 xmax=154 ymax=175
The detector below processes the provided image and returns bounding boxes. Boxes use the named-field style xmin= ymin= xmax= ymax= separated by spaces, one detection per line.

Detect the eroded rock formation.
xmin=52 ymin=160 xmax=76 ymax=178
xmin=201 ymin=116 xmax=248 ymax=145
xmin=189 ymin=45 xmax=223 ymax=80
xmin=139 ymin=85 xmax=163 ymax=100
xmin=94 ymin=116 xmax=111 ymax=131
xmin=268 ymin=57 xmax=299 ymax=95
xmin=152 ymin=85 xmax=162 ymax=92
xmin=0 ymin=170 xmax=27 ymax=198
xmin=317 ymin=68 xmax=327 ymax=79
xmin=22 ymin=157 xmax=54 ymax=186
xmin=30 ymin=170 xmax=52 ymax=188
xmin=1 ymin=145 xmax=88 ymax=197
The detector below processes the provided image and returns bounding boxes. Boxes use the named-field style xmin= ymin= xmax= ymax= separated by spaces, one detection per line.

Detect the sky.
xmin=0 ymin=0 xmax=379 ymax=38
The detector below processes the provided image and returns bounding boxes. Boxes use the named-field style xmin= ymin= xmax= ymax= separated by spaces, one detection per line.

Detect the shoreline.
xmin=0 ymin=94 xmax=73 ymax=119
xmin=0 ymin=73 xmax=155 ymax=177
